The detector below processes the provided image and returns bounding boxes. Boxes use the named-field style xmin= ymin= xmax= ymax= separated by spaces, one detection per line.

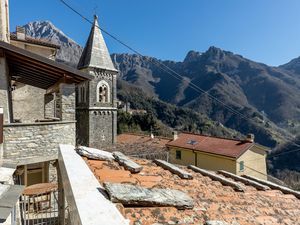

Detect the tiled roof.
xmin=10 ymin=33 xmax=60 ymax=49
xmin=85 ymin=156 xmax=300 ymax=225
xmin=167 ymin=133 xmax=256 ymax=158
xmin=117 ymin=133 xmax=171 ymax=147
xmin=103 ymin=134 xmax=171 ymax=157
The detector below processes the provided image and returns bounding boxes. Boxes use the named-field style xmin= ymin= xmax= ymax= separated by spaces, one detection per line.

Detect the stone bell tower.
xmin=76 ymin=15 xmax=118 ymax=148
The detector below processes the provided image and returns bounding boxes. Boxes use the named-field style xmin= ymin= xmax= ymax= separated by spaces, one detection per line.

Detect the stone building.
xmin=76 ymin=15 xmax=118 ymax=148
xmin=167 ymin=132 xmax=269 ymax=180
xmin=0 ymin=0 xmax=92 ymax=187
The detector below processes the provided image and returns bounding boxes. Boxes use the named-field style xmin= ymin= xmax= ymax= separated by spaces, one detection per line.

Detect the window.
xmin=81 ymin=86 xmax=85 ymax=103
xmin=187 ymin=140 xmax=198 ymax=145
xmin=176 ymin=150 xmax=181 ymax=160
xmin=96 ymin=81 xmax=110 ymax=103
xmin=239 ymin=161 xmax=244 ymax=172
xmin=78 ymin=84 xmax=86 ymax=103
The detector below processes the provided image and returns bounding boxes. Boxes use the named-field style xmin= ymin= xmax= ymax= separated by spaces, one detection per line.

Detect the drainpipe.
xmin=193 ymin=150 xmax=197 ymax=167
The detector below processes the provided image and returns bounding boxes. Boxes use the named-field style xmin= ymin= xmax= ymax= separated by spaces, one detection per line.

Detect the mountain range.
xmin=19 ymin=21 xmax=300 ymax=148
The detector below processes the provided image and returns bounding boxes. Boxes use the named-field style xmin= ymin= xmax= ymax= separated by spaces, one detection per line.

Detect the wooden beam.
xmin=46 ymin=75 xmax=75 ymax=94
xmin=8 ymin=59 xmax=63 ymax=78
xmin=12 ymin=71 xmax=55 ymax=88
xmin=0 ymin=48 xmax=4 ymax=57
xmin=6 ymin=52 xmax=65 ymax=74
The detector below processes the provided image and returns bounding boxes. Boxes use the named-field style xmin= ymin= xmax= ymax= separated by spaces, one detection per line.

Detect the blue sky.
xmin=9 ymin=0 xmax=300 ymax=66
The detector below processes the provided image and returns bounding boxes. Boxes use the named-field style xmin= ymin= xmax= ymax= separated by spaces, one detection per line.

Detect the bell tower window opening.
xmin=97 ymin=81 xmax=110 ymax=103
xmin=78 ymin=85 xmax=86 ymax=103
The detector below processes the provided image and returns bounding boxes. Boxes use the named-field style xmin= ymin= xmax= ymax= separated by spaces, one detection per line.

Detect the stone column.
xmin=0 ymin=0 xmax=10 ymax=43
xmin=59 ymin=83 xmax=75 ymax=121
xmin=0 ymin=55 xmax=11 ymax=123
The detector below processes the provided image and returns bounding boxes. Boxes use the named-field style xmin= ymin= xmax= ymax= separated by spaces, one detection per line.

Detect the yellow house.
xmin=167 ymin=132 xmax=269 ymax=180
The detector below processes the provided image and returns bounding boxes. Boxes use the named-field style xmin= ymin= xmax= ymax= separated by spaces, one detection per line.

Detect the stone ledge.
xmin=4 ymin=120 xmax=76 ymax=127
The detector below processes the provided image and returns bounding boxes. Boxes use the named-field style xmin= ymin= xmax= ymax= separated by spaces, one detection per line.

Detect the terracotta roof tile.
xmin=85 ymin=156 xmax=300 ymax=225
xmin=167 ymin=132 xmax=256 ymax=158
xmin=103 ymin=134 xmax=171 ymax=158
xmin=117 ymin=133 xmax=171 ymax=147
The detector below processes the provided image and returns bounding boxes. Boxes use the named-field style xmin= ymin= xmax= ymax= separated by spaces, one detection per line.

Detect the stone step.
xmin=188 ymin=165 xmax=244 ymax=192
xmin=104 ymin=182 xmax=194 ymax=209
xmin=113 ymin=151 xmax=143 ymax=173
xmin=218 ymin=170 xmax=270 ymax=191
xmin=154 ymin=159 xmax=193 ymax=179
xmin=243 ymin=174 xmax=300 ymax=199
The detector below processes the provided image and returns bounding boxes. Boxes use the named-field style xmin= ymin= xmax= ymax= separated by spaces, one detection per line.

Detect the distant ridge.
xmin=19 ymin=21 xmax=300 ymax=147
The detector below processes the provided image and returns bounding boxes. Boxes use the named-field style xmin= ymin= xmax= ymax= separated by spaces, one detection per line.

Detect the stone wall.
xmin=3 ymin=121 xmax=75 ymax=161
xmin=44 ymin=93 xmax=55 ymax=118
xmin=88 ymin=110 xmax=117 ymax=148
xmin=76 ymin=109 xmax=89 ymax=146
xmin=59 ymin=83 xmax=75 ymax=121
xmin=0 ymin=56 xmax=10 ymax=123
xmin=12 ymin=84 xmax=46 ymax=122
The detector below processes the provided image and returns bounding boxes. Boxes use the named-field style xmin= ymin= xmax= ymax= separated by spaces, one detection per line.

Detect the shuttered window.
xmin=239 ymin=161 xmax=244 ymax=171
xmin=176 ymin=150 xmax=181 ymax=160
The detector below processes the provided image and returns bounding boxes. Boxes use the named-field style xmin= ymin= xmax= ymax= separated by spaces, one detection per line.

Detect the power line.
xmin=269 ymin=147 xmax=300 ymax=158
xmin=59 ymin=0 xmax=300 ymax=149
xmin=239 ymin=147 xmax=300 ymax=164
xmin=59 ymin=0 xmax=252 ymax=121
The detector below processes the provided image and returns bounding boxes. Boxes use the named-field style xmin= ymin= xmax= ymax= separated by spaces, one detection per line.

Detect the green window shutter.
xmin=239 ymin=161 xmax=244 ymax=171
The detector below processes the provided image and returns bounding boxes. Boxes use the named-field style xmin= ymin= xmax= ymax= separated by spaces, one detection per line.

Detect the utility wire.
xmin=241 ymin=147 xmax=300 ymax=163
xmin=59 ymin=0 xmax=252 ymax=121
xmin=59 ymin=0 xmax=300 ymax=149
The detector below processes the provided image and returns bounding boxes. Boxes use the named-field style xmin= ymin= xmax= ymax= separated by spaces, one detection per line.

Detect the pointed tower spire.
xmin=77 ymin=15 xmax=116 ymax=71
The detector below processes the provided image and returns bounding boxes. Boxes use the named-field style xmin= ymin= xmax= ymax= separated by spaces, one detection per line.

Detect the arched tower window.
xmin=96 ymin=80 xmax=110 ymax=103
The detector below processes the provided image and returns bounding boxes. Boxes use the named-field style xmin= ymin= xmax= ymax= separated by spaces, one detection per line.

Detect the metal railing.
xmin=19 ymin=190 xmax=59 ymax=225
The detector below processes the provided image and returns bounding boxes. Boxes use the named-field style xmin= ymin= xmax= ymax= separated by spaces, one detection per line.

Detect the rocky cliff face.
xmin=23 ymin=21 xmax=82 ymax=66
xmin=112 ymin=47 xmax=300 ymax=125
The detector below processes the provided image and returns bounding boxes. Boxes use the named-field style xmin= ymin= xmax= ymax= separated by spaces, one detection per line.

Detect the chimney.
xmin=0 ymin=0 xmax=10 ymax=42
xmin=172 ymin=131 xmax=178 ymax=141
xmin=150 ymin=133 xmax=154 ymax=139
xmin=245 ymin=133 xmax=255 ymax=143
xmin=16 ymin=26 xmax=25 ymax=40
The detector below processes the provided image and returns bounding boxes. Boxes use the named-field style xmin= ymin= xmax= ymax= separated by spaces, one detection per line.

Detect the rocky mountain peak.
xmin=184 ymin=50 xmax=202 ymax=63
xmin=19 ymin=20 xmax=83 ymax=66
xmin=204 ymin=46 xmax=230 ymax=60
